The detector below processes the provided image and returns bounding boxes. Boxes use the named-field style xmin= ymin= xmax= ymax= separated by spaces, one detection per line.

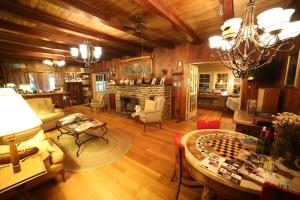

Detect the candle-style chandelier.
xmin=209 ymin=0 xmax=300 ymax=78
xmin=70 ymin=40 xmax=102 ymax=67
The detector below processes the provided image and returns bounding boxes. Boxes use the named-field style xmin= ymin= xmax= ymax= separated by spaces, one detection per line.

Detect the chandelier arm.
xmin=246 ymin=53 xmax=276 ymax=72
xmin=216 ymin=51 xmax=237 ymax=70
xmin=230 ymin=51 xmax=244 ymax=72
xmin=269 ymin=41 xmax=295 ymax=53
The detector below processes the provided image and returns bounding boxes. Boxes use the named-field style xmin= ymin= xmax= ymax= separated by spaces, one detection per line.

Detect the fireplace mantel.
xmin=107 ymin=85 xmax=171 ymax=119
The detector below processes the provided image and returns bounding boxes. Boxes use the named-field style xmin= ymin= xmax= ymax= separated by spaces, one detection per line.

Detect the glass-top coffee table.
xmin=56 ymin=114 xmax=108 ymax=157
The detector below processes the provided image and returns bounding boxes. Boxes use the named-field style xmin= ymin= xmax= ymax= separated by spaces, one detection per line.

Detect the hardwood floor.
xmin=30 ymin=106 xmax=235 ymax=200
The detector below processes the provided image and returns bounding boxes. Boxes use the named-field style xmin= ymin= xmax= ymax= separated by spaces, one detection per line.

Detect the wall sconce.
xmin=178 ymin=61 xmax=183 ymax=67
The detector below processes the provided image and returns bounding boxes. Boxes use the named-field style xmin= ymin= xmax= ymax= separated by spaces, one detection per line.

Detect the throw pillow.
xmin=144 ymin=100 xmax=157 ymax=112
xmin=18 ymin=129 xmax=46 ymax=150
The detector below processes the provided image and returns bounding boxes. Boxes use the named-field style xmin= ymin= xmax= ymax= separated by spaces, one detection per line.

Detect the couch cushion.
xmin=39 ymin=112 xmax=65 ymax=122
xmin=0 ymin=130 xmax=46 ymax=155
xmin=38 ymin=103 xmax=55 ymax=115
xmin=26 ymin=98 xmax=53 ymax=113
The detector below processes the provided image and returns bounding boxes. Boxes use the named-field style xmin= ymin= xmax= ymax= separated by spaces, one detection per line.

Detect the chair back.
xmin=93 ymin=92 xmax=105 ymax=104
xmin=173 ymin=132 xmax=185 ymax=169
xmin=261 ymin=182 xmax=300 ymax=200
xmin=196 ymin=119 xmax=221 ymax=130
xmin=154 ymin=96 xmax=165 ymax=112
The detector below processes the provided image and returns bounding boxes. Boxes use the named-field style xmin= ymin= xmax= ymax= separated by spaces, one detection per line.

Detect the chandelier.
xmin=209 ymin=0 xmax=300 ymax=78
xmin=42 ymin=59 xmax=65 ymax=67
xmin=70 ymin=40 xmax=102 ymax=67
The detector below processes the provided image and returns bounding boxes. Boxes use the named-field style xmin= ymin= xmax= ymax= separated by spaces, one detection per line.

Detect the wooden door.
xmin=186 ymin=65 xmax=199 ymax=119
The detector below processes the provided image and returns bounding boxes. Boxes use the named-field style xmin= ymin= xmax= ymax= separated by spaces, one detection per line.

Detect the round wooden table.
xmin=181 ymin=129 xmax=300 ymax=200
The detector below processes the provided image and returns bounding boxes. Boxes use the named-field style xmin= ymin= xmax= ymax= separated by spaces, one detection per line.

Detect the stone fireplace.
xmin=107 ymin=85 xmax=171 ymax=119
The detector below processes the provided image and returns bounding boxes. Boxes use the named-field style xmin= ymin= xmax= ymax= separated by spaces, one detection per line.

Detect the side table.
xmin=0 ymin=154 xmax=46 ymax=199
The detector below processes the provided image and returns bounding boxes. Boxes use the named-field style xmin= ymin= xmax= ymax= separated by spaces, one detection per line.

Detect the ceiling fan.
xmin=122 ymin=13 xmax=147 ymax=34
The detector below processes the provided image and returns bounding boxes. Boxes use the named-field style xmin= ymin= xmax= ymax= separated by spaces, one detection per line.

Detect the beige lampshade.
xmin=0 ymin=88 xmax=42 ymax=137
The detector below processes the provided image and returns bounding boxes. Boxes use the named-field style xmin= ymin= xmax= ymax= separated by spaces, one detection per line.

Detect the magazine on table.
xmin=199 ymin=153 xmax=226 ymax=174
xmin=218 ymin=167 xmax=242 ymax=185
xmin=239 ymin=162 xmax=290 ymax=188
xmin=67 ymin=121 xmax=94 ymax=132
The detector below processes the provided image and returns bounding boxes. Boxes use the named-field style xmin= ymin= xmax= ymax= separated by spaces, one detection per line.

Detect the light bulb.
xmin=209 ymin=36 xmax=222 ymax=49
xmin=94 ymin=46 xmax=102 ymax=59
xmin=79 ymin=44 xmax=88 ymax=59
xmin=279 ymin=21 xmax=300 ymax=40
xmin=42 ymin=59 xmax=53 ymax=66
xmin=70 ymin=47 xmax=79 ymax=57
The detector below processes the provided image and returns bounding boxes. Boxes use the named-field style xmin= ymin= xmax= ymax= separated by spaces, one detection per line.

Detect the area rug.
xmin=50 ymin=129 xmax=131 ymax=172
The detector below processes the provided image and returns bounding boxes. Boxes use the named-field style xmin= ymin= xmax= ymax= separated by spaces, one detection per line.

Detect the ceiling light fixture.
xmin=70 ymin=40 xmax=102 ymax=67
xmin=208 ymin=0 xmax=300 ymax=78
xmin=42 ymin=59 xmax=66 ymax=67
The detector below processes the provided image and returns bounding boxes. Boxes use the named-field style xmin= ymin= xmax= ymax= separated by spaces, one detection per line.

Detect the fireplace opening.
xmin=120 ymin=96 xmax=139 ymax=115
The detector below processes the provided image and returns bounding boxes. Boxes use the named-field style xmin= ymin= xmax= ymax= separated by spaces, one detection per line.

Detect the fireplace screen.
xmin=120 ymin=96 xmax=139 ymax=114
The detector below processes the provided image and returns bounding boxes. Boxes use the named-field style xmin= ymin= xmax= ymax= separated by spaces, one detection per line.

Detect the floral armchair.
xmin=139 ymin=96 xmax=165 ymax=132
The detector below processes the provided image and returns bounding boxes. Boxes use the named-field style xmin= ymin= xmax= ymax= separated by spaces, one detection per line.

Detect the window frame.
xmin=199 ymin=73 xmax=211 ymax=93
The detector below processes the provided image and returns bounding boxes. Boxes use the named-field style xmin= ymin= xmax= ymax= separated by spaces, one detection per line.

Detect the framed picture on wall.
xmin=284 ymin=50 xmax=300 ymax=88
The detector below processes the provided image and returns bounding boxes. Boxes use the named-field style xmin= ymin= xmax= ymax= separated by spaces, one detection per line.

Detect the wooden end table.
xmin=0 ymin=154 xmax=46 ymax=199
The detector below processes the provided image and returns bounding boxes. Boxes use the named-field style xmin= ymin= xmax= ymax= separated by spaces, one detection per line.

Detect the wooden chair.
xmin=63 ymin=95 xmax=72 ymax=109
xmin=196 ymin=119 xmax=221 ymax=130
xmin=261 ymin=182 xmax=300 ymax=200
xmin=171 ymin=132 xmax=203 ymax=200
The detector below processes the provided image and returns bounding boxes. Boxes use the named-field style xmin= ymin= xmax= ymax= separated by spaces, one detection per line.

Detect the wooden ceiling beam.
xmin=134 ymin=0 xmax=201 ymax=43
xmin=0 ymin=40 xmax=70 ymax=56
xmin=0 ymin=31 xmax=69 ymax=52
xmin=223 ymin=0 xmax=234 ymax=22
xmin=0 ymin=49 xmax=70 ymax=60
xmin=0 ymin=1 xmax=152 ymax=52
xmin=47 ymin=0 xmax=174 ymax=48
xmin=0 ymin=20 xmax=136 ymax=56
xmin=0 ymin=31 xmax=124 ymax=57
xmin=0 ymin=49 xmax=113 ymax=61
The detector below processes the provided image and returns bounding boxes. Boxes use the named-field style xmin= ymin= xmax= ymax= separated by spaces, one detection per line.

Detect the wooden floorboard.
xmin=30 ymin=106 xmax=235 ymax=200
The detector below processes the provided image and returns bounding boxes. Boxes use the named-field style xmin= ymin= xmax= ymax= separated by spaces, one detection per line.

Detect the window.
xmin=199 ymin=73 xmax=210 ymax=93
xmin=28 ymin=73 xmax=37 ymax=92
xmin=95 ymin=73 xmax=106 ymax=92
xmin=215 ymin=73 xmax=228 ymax=91
xmin=233 ymin=78 xmax=241 ymax=94
xmin=49 ymin=72 xmax=56 ymax=90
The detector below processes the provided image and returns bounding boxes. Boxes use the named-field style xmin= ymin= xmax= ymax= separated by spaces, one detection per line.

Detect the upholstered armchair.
xmin=90 ymin=92 xmax=106 ymax=112
xmin=139 ymin=96 xmax=165 ymax=132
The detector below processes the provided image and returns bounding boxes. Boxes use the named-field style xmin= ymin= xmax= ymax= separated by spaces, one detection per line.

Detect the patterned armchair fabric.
xmin=90 ymin=92 xmax=106 ymax=112
xmin=139 ymin=96 xmax=165 ymax=131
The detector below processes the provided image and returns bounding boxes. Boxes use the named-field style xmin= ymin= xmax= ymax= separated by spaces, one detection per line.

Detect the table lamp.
xmin=0 ymin=88 xmax=42 ymax=173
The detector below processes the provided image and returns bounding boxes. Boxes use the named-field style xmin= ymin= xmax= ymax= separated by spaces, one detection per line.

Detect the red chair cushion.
xmin=196 ymin=119 xmax=221 ymax=130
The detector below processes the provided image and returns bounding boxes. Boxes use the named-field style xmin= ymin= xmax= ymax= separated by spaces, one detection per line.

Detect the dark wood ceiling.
xmin=0 ymin=0 xmax=295 ymax=62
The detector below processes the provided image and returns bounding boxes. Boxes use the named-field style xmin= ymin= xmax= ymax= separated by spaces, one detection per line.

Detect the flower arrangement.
xmin=271 ymin=112 xmax=300 ymax=170
xmin=272 ymin=112 xmax=300 ymax=161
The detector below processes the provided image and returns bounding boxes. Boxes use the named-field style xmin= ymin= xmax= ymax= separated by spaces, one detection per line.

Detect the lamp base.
xmin=8 ymin=136 xmax=21 ymax=173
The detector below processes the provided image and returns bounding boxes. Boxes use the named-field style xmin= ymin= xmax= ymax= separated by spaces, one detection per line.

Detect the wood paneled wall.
xmin=278 ymin=36 xmax=300 ymax=114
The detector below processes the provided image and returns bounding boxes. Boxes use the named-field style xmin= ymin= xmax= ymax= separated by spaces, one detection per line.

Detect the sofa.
xmin=26 ymin=98 xmax=65 ymax=131
xmin=0 ymin=128 xmax=64 ymax=199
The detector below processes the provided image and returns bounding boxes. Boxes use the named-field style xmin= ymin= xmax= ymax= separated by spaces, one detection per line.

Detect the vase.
xmin=282 ymin=152 xmax=300 ymax=171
